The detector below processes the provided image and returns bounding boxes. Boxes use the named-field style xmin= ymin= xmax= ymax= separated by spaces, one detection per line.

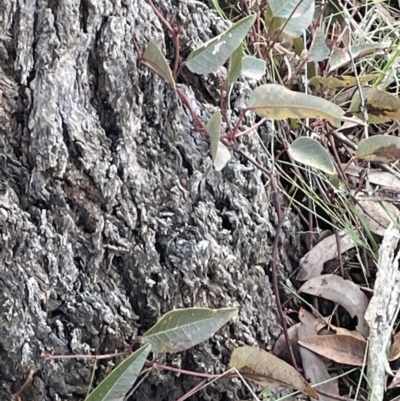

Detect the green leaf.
xmin=269 ymin=0 xmax=314 ymax=18
xmin=85 ymin=344 xmax=151 ymax=401
xmin=206 ymin=110 xmax=230 ymax=171
xmin=309 ymin=28 xmax=329 ymax=62
xmin=242 ymin=56 xmax=266 ymax=80
xmin=269 ymin=0 xmax=315 ymax=38
xmin=289 ymin=137 xmax=337 ymax=175
xmin=248 ymin=84 xmax=344 ymax=127
xmin=226 ymin=44 xmax=243 ymax=88
xmin=356 ymin=135 xmax=400 ymax=164
xmin=186 ymin=15 xmax=256 ymax=75
xmin=143 ymin=42 xmax=176 ymax=89
xmin=142 ymin=307 xmax=238 ymax=353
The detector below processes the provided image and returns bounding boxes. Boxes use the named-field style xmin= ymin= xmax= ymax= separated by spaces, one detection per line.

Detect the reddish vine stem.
xmin=236 ymin=149 xmax=299 ymax=372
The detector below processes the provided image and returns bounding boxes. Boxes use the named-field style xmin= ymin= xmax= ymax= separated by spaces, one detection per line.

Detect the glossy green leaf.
xmin=309 ymin=28 xmax=329 ymax=62
xmin=289 ymin=137 xmax=337 ymax=175
xmin=242 ymin=56 xmax=266 ymax=80
xmin=226 ymin=44 xmax=243 ymax=88
xmin=269 ymin=0 xmax=315 ymax=38
xmin=85 ymin=344 xmax=151 ymax=401
xmin=356 ymin=135 xmax=400 ymax=164
xmin=186 ymin=15 xmax=256 ymax=75
xmin=248 ymin=84 xmax=344 ymax=127
xmin=143 ymin=42 xmax=176 ymax=89
xmin=142 ymin=307 xmax=237 ymax=353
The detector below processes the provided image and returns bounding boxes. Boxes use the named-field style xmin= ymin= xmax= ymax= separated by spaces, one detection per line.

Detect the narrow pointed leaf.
xmin=142 ymin=307 xmax=237 ymax=353
xmin=206 ymin=110 xmax=230 ymax=171
xmin=298 ymin=309 xmax=339 ymax=401
xmin=85 ymin=344 xmax=151 ymax=401
xmin=299 ymin=334 xmax=367 ymax=366
xmin=356 ymin=135 xmax=400 ymax=164
xmin=309 ymin=28 xmax=329 ymax=62
xmin=143 ymin=42 xmax=176 ymax=89
xmin=248 ymin=84 xmax=344 ymax=127
xmin=289 ymin=137 xmax=336 ymax=175
xmin=229 ymin=346 xmax=318 ymax=399
xmin=226 ymin=44 xmax=243 ymax=88
xmin=186 ymin=15 xmax=256 ymax=75
xmin=242 ymin=56 xmax=266 ymax=80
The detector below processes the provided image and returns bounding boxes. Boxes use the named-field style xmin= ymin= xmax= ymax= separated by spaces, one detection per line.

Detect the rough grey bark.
xmin=0 ymin=0 xmax=304 ymax=400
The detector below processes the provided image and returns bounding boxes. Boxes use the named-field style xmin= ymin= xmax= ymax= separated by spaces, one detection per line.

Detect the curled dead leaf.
xmin=229 ymin=345 xmax=318 ymax=399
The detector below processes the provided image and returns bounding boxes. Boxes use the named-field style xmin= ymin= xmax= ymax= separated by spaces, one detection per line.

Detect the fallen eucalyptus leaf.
xmin=299 ymin=334 xmax=367 ymax=366
xmin=388 ymin=331 xmax=400 ymax=361
xmin=350 ymin=87 xmax=400 ymax=124
xmin=329 ymin=43 xmax=390 ymax=71
xmin=356 ymin=135 xmax=400 ymax=164
xmin=297 ymin=232 xmax=355 ymax=281
xmin=230 ymin=345 xmax=318 ymax=399
xmin=309 ymin=74 xmax=378 ymax=91
xmin=356 ymin=197 xmax=399 ymax=235
xmin=298 ymin=274 xmax=369 ymax=337
xmin=298 ymin=309 xmax=339 ymax=401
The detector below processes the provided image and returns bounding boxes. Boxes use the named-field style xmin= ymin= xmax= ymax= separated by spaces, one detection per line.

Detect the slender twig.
xmin=12 ymin=369 xmax=35 ymax=400
xmin=236 ymin=149 xmax=299 ymax=371
xmin=146 ymin=361 xmax=229 ymax=379
xmin=233 ymin=118 xmax=267 ymax=138
xmin=42 ymin=350 xmax=130 ymax=360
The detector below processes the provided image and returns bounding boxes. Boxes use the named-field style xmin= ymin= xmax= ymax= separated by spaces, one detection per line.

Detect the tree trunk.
xmin=0 ymin=0 xmax=304 ymax=400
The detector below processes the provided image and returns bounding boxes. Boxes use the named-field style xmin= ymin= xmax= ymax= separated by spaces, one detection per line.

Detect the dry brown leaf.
xmin=350 ymin=87 xmax=400 ymax=124
xmin=329 ymin=43 xmax=389 ymax=71
xmin=298 ymin=309 xmax=339 ymax=401
xmin=272 ymin=322 xmax=301 ymax=365
xmin=299 ymin=334 xmax=367 ymax=366
xmin=298 ymin=274 xmax=369 ymax=337
xmin=343 ymin=164 xmax=400 ymax=191
xmin=229 ymin=345 xmax=319 ymax=399
xmin=388 ymin=331 xmax=400 ymax=361
xmin=388 ymin=367 xmax=400 ymax=389
xmin=332 ymin=326 xmax=367 ymax=342
xmin=309 ymin=75 xmax=378 ymax=91
xmin=297 ymin=233 xmax=355 ymax=281
xmin=356 ymin=135 xmax=400 ymax=164
xmin=356 ymin=197 xmax=399 ymax=235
